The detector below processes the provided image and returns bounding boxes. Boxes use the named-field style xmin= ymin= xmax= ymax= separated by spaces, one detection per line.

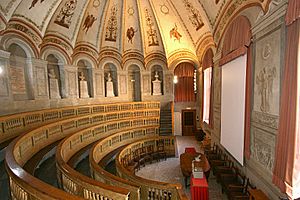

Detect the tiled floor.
xmin=136 ymin=136 xmax=228 ymax=200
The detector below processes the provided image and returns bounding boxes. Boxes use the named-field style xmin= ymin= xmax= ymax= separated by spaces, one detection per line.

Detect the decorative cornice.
xmin=252 ymin=111 xmax=279 ymax=130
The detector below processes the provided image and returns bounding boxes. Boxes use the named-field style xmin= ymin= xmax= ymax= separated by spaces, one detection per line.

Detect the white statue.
xmin=48 ymin=69 xmax=56 ymax=79
xmin=107 ymin=72 xmax=112 ymax=82
xmin=152 ymin=71 xmax=162 ymax=95
xmin=79 ymin=71 xmax=85 ymax=81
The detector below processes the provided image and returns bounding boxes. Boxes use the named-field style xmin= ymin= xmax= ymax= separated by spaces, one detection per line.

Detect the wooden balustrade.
xmin=5 ymin=101 xmax=159 ymax=200
xmin=114 ymin=137 xmax=189 ymax=200
xmin=0 ymin=102 xmax=160 ymax=143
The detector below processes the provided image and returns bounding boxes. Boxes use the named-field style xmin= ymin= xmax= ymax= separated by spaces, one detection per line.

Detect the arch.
xmin=214 ymin=0 xmax=270 ymax=46
xmin=73 ymin=54 xmax=96 ymax=69
xmin=4 ymin=37 xmax=35 ymax=58
xmin=219 ymin=15 xmax=252 ymax=66
xmin=99 ymin=59 xmax=122 ymax=71
xmin=123 ymin=59 xmax=144 ymax=72
xmin=41 ymin=47 xmax=69 ymax=65
xmin=202 ymin=48 xmax=214 ymax=70
xmin=168 ymin=50 xmax=199 ymax=72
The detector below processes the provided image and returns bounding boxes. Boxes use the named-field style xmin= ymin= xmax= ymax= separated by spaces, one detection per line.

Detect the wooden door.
xmin=182 ymin=109 xmax=196 ymax=136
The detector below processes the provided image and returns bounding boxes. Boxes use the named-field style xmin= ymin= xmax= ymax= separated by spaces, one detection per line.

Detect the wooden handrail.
xmin=0 ymin=101 xmax=160 ymax=143
xmin=5 ymin=102 xmax=159 ymax=200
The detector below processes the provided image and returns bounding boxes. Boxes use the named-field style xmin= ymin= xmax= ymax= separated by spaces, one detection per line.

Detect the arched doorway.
xmin=174 ymin=62 xmax=197 ymax=136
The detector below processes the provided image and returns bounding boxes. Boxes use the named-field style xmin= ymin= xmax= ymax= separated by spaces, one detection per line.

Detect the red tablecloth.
xmin=190 ymin=175 xmax=209 ymax=200
xmin=185 ymin=147 xmax=197 ymax=154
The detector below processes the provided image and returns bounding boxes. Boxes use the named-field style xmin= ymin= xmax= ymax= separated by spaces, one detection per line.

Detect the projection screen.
xmin=221 ymin=54 xmax=247 ymax=166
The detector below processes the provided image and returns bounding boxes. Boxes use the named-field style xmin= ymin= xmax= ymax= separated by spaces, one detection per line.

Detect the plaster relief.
xmin=95 ymin=73 xmax=103 ymax=95
xmin=251 ymin=127 xmax=275 ymax=172
xmin=119 ymin=75 xmax=127 ymax=94
xmin=143 ymin=75 xmax=150 ymax=94
xmin=254 ymin=28 xmax=281 ymax=116
xmin=252 ymin=111 xmax=279 ymax=130
xmin=67 ymin=71 xmax=76 ymax=96
xmin=0 ymin=77 xmax=9 ymax=97
xmin=36 ymin=67 xmax=47 ymax=96
xmin=9 ymin=66 xmax=26 ymax=94
xmin=165 ymin=74 xmax=173 ymax=94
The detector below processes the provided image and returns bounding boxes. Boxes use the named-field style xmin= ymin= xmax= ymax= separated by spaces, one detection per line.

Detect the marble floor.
xmin=136 ymin=136 xmax=228 ymax=200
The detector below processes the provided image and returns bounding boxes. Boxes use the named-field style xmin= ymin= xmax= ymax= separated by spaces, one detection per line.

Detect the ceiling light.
xmin=0 ymin=66 xmax=3 ymax=75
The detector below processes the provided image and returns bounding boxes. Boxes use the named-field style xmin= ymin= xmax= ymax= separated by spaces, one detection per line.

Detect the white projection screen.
xmin=221 ymin=54 xmax=247 ymax=166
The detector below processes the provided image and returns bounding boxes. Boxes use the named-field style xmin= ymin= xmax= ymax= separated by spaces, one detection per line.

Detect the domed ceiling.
xmin=0 ymin=0 xmax=269 ymax=67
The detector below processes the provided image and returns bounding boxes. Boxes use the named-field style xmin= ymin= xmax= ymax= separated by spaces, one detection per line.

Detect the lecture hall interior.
xmin=0 ymin=0 xmax=299 ymax=199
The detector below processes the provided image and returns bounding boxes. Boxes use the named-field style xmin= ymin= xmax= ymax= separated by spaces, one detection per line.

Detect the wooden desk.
xmin=180 ymin=152 xmax=210 ymax=187
xmin=248 ymin=189 xmax=270 ymax=200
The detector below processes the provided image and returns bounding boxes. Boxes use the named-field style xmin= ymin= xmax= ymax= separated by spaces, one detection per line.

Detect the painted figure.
xmin=256 ymin=67 xmax=276 ymax=113
xmin=29 ymin=0 xmax=45 ymax=9
xmin=83 ymin=14 xmax=97 ymax=33
xmin=170 ymin=24 xmax=182 ymax=42
xmin=127 ymin=27 xmax=137 ymax=44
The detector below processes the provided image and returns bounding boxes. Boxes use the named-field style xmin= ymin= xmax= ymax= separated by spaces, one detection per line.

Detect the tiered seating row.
xmin=57 ymin=121 xmax=160 ymax=199
xmin=5 ymin=102 xmax=160 ymax=200
xmin=115 ymin=137 xmax=188 ymax=200
xmin=0 ymin=102 xmax=160 ymax=143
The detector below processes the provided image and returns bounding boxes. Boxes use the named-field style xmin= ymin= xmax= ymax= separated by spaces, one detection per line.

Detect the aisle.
xmin=135 ymin=136 xmax=228 ymax=200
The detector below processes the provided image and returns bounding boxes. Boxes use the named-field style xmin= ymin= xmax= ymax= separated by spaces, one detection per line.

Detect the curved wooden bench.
xmin=115 ymin=137 xmax=189 ymax=200
xmin=5 ymin=102 xmax=160 ymax=200
xmin=89 ymin=127 xmax=160 ymax=200
xmin=57 ymin=120 xmax=159 ymax=199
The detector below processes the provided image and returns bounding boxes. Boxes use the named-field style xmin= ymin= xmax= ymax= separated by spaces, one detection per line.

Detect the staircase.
xmin=159 ymin=102 xmax=173 ymax=136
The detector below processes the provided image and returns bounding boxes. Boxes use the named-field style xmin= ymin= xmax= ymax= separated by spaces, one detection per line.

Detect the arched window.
xmin=174 ymin=62 xmax=195 ymax=102
xmin=202 ymin=49 xmax=214 ymax=125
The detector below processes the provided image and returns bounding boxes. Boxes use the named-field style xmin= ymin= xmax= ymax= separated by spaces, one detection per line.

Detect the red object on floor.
xmin=190 ymin=175 xmax=209 ymax=200
xmin=185 ymin=147 xmax=196 ymax=154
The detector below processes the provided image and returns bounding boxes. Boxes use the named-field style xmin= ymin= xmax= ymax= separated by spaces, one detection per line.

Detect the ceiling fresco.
xmin=0 ymin=0 xmax=269 ymax=66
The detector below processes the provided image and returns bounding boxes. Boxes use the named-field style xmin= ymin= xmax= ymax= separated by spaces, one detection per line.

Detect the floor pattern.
xmin=136 ymin=136 xmax=228 ymax=200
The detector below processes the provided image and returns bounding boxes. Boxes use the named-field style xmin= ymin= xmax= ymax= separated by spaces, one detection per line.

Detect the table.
xmin=180 ymin=152 xmax=210 ymax=187
xmin=248 ymin=189 xmax=270 ymax=200
xmin=190 ymin=175 xmax=209 ymax=200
